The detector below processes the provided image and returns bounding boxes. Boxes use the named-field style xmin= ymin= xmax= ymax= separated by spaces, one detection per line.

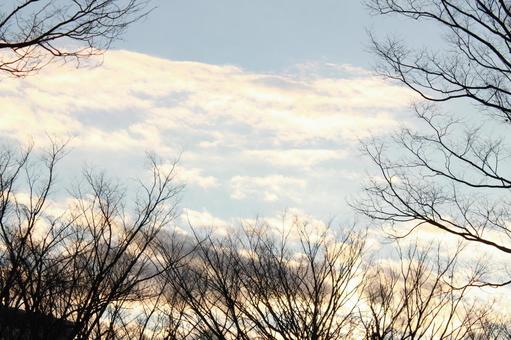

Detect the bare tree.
xmin=0 ymin=0 xmax=149 ymax=76
xmin=165 ymin=220 xmax=367 ymax=340
xmin=468 ymin=316 xmax=511 ymax=339
xmin=0 ymin=142 xmax=183 ymax=339
xmin=360 ymin=242 xmax=491 ymax=339
xmin=2 ymin=141 xmax=507 ymax=340
xmin=367 ymin=0 xmax=511 ymax=121
xmin=1 ymin=139 xmax=509 ymax=338
xmin=235 ymin=222 xmax=366 ymax=340
xmin=162 ymin=219 xmax=511 ymax=339
xmin=357 ymin=0 xmax=511 ymax=272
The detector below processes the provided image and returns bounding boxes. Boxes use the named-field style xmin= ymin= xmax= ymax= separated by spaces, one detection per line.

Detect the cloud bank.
xmin=0 ymin=50 xmax=414 ymax=217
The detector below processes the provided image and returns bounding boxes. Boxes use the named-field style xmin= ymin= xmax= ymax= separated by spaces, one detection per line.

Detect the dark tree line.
xmin=0 ymin=143 xmax=508 ymax=339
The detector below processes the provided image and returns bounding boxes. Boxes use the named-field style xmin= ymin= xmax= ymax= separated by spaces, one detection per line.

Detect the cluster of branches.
xmin=166 ymin=226 xmax=509 ymax=340
xmin=165 ymin=223 xmax=366 ymax=339
xmin=357 ymin=0 xmax=511 ymax=278
xmin=367 ymin=0 xmax=511 ymax=120
xmin=0 ymin=0 xmax=149 ymax=76
xmin=0 ymin=143 xmax=508 ymax=339
xmin=0 ymin=143 xmax=184 ymax=339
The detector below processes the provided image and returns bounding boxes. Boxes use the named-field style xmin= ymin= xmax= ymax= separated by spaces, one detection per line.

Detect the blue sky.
xmin=118 ymin=0 xmax=437 ymax=72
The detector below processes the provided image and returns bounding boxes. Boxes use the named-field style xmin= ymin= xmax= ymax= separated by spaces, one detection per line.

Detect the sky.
xmin=118 ymin=0 xmax=438 ymax=71
xmin=2 ymin=0 xmax=511 ymax=306
xmin=0 ymin=1 xmax=460 ymax=228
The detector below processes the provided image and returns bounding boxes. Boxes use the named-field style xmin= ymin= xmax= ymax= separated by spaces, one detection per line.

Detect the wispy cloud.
xmin=0 ymin=49 xmax=415 ymax=214
xmin=0 ymin=50 xmax=412 ymax=147
xmin=174 ymin=166 xmax=219 ymax=189
xmin=242 ymin=148 xmax=347 ymax=168
xmin=230 ymin=175 xmax=306 ymax=202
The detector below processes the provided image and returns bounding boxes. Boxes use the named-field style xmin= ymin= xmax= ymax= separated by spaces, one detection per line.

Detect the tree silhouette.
xmin=0 ymin=0 xmax=149 ymax=76
xmin=360 ymin=242 xmax=491 ymax=339
xmin=165 ymin=221 xmax=366 ymax=339
xmin=0 ymin=142 xmax=183 ymax=339
xmin=161 ymin=220 xmax=507 ymax=339
xmin=0 ymin=143 xmax=508 ymax=338
xmin=358 ymin=1 xmax=511 ymax=278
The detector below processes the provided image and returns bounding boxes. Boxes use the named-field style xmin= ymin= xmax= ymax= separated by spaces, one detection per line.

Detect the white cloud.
xmin=174 ymin=166 xmax=219 ymax=189
xmin=0 ymin=49 xmax=413 ymax=151
xmin=179 ymin=208 xmax=231 ymax=237
xmin=0 ymin=49 xmax=415 ymax=216
xmin=180 ymin=208 xmax=229 ymax=228
xmin=230 ymin=175 xmax=306 ymax=202
xmin=243 ymin=148 xmax=347 ymax=168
